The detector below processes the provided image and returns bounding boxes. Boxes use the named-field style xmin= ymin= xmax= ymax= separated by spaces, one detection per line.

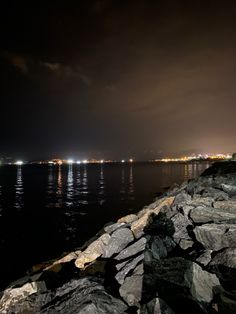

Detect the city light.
xmin=121 ymin=159 xmax=125 ymax=163
xmin=129 ymin=158 xmax=133 ymax=163
xmin=76 ymin=160 xmax=81 ymax=164
xmin=82 ymin=159 xmax=88 ymax=164
xmin=15 ymin=160 xmax=23 ymax=166
xmin=67 ymin=159 xmax=74 ymax=164
xmin=100 ymin=159 xmax=104 ymax=163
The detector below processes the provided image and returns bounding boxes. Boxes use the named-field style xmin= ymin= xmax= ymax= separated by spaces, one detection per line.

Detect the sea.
xmin=0 ymin=161 xmax=211 ymax=288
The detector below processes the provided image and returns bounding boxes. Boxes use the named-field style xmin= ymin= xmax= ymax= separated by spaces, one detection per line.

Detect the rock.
xmin=189 ymin=206 xmax=236 ymax=224
xmin=179 ymin=239 xmax=194 ymax=250
xmin=115 ymin=253 xmax=144 ymax=284
xmin=213 ymin=199 xmax=236 ymax=211
xmin=173 ymin=191 xmax=191 ymax=206
xmin=0 ymin=281 xmax=47 ymax=313
xmin=131 ymin=211 xmax=155 ymax=239
xmin=193 ymin=224 xmax=236 ymax=250
xmin=200 ymin=187 xmax=229 ymax=201
xmin=119 ymin=263 xmax=144 ymax=307
xmin=104 ymin=222 xmax=126 ymax=234
xmin=196 ymin=250 xmax=213 ymax=266
xmin=210 ymin=248 xmax=236 ymax=269
xmin=150 ymin=235 xmax=176 ymax=259
xmin=171 ymin=213 xmax=192 ymax=244
xmin=40 ymin=277 xmax=128 ymax=314
xmin=221 ymin=184 xmax=236 ymax=197
xmin=115 ymin=237 xmax=146 ymax=261
xmin=103 ymin=228 xmax=134 ymax=258
xmin=118 ymin=214 xmax=138 ymax=224
xmin=75 ymin=233 xmax=110 ymax=268
xmin=144 ymin=257 xmax=220 ymax=310
xmin=140 ymin=297 xmax=175 ymax=314
xmin=218 ymin=292 xmax=236 ymax=314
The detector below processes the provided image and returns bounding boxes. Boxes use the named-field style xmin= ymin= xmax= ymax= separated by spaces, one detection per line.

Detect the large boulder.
xmin=193 ymin=224 xmax=236 ymax=250
xmin=189 ymin=206 xmax=236 ymax=224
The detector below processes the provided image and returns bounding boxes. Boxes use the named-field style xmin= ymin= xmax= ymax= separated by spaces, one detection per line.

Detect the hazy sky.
xmin=1 ymin=0 xmax=236 ymax=160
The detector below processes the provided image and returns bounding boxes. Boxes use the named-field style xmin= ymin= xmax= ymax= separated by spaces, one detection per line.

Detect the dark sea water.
xmin=0 ymin=161 xmax=210 ymax=288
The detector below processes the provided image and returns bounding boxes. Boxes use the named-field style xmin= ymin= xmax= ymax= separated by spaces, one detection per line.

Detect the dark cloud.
xmin=0 ymin=0 xmax=236 ymax=159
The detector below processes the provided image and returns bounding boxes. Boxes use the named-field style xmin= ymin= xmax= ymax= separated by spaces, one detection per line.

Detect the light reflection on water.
xmin=15 ymin=166 xmax=24 ymax=209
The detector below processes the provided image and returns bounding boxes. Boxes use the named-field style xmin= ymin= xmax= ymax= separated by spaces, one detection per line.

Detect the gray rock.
xmin=196 ymin=250 xmax=213 ymax=266
xmin=189 ymin=206 xmax=236 ymax=224
xmin=218 ymin=292 xmax=236 ymax=314
xmin=115 ymin=237 xmax=146 ymax=261
xmin=117 ymin=214 xmax=138 ymax=224
xmin=221 ymin=184 xmax=236 ymax=197
xmin=179 ymin=239 xmax=194 ymax=250
xmin=115 ymin=253 xmax=144 ymax=284
xmin=150 ymin=236 xmax=176 ymax=259
xmin=38 ymin=277 xmax=128 ymax=314
xmin=213 ymin=199 xmax=236 ymax=211
xmin=104 ymin=222 xmax=126 ymax=234
xmin=119 ymin=264 xmax=144 ymax=307
xmin=210 ymin=248 xmax=236 ymax=269
xmin=140 ymin=297 xmax=175 ymax=314
xmin=194 ymin=223 xmax=236 ymax=250
xmin=189 ymin=196 xmax=215 ymax=207
xmin=173 ymin=191 xmax=192 ymax=206
xmin=103 ymin=227 xmax=134 ymax=258
xmin=144 ymin=257 xmax=220 ymax=307
xmin=171 ymin=213 xmax=192 ymax=244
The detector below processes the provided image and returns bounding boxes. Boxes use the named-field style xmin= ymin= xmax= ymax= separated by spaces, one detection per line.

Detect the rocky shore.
xmin=1 ymin=161 xmax=236 ymax=313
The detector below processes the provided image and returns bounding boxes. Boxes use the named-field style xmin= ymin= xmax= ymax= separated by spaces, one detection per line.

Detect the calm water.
xmin=0 ymin=161 xmax=210 ymax=287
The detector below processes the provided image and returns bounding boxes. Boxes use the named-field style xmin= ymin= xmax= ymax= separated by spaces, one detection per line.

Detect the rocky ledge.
xmin=1 ymin=161 xmax=236 ymax=313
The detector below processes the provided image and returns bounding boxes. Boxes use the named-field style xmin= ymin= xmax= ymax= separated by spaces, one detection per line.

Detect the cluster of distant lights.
xmin=157 ymin=153 xmax=232 ymax=163
xmin=47 ymin=158 xmax=133 ymax=165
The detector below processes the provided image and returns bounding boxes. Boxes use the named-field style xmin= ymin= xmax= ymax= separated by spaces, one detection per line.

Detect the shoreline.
xmin=1 ymin=161 xmax=236 ymax=313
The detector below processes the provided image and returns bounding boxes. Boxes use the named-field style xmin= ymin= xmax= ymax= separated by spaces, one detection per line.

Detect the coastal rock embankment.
xmin=1 ymin=161 xmax=236 ymax=313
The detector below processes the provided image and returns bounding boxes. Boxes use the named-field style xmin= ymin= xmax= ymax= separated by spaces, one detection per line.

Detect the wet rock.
xmin=189 ymin=206 xmax=236 ymax=224
xmin=117 ymin=214 xmax=138 ymax=224
xmin=196 ymin=250 xmax=213 ymax=266
xmin=115 ymin=237 xmax=146 ymax=261
xmin=193 ymin=224 xmax=236 ymax=250
xmin=115 ymin=253 xmax=144 ymax=284
xmin=140 ymin=297 xmax=175 ymax=314
xmin=103 ymin=228 xmax=134 ymax=258
xmin=75 ymin=233 xmax=110 ymax=268
xmin=119 ymin=263 xmax=144 ymax=307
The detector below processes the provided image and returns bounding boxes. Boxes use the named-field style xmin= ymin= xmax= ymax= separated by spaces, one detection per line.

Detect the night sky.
xmin=1 ymin=0 xmax=236 ymax=160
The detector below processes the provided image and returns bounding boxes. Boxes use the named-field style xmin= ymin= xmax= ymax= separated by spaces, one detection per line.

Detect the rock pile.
xmin=1 ymin=161 xmax=236 ymax=313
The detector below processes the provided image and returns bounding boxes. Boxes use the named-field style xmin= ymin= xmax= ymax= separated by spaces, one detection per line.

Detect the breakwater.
xmin=1 ymin=161 xmax=236 ymax=313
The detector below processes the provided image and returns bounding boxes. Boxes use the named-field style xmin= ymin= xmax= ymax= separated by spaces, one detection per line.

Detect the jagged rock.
xmin=117 ymin=214 xmax=138 ymax=224
xmin=213 ymin=199 xmax=236 ymax=211
xmin=193 ymin=224 xmax=236 ymax=250
xmin=104 ymin=222 xmax=126 ymax=234
xmin=119 ymin=263 xmax=144 ymax=307
xmin=103 ymin=228 xmax=134 ymax=258
xmin=115 ymin=253 xmax=144 ymax=284
xmin=188 ymin=196 xmax=215 ymax=207
xmin=39 ymin=277 xmax=128 ymax=314
xmin=189 ymin=206 xmax=236 ymax=224
xmin=208 ymin=248 xmax=236 ymax=291
xmin=179 ymin=239 xmax=194 ymax=250
xmin=143 ymin=257 xmax=220 ymax=311
xmin=75 ymin=233 xmax=110 ymax=268
xmin=131 ymin=211 xmax=155 ymax=239
xmin=115 ymin=237 xmax=146 ymax=261
xmin=200 ymin=187 xmax=229 ymax=200
xmin=221 ymin=184 xmax=236 ymax=197
xmin=218 ymin=292 xmax=236 ymax=314
xmin=173 ymin=191 xmax=191 ymax=206
xmin=171 ymin=213 xmax=192 ymax=244
xmin=150 ymin=235 xmax=176 ymax=259
xmin=196 ymin=250 xmax=213 ymax=266
xmin=140 ymin=297 xmax=175 ymax=314
xmin=0 ymin=281 xmax=47 ymax=313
